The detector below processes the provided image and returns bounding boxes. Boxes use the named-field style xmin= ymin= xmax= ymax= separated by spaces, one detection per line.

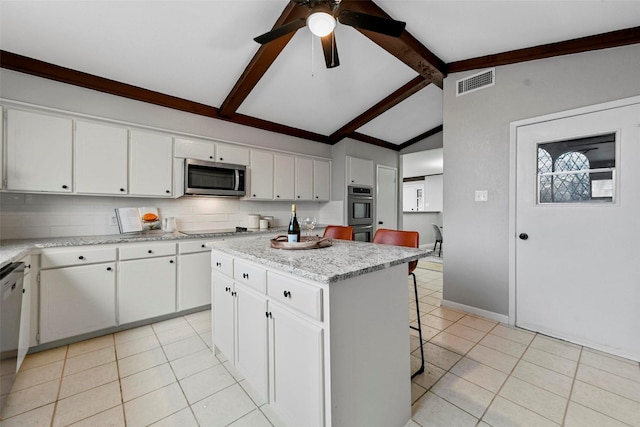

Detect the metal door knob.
xmin=519 ymin=233 xmax=529 ymax=240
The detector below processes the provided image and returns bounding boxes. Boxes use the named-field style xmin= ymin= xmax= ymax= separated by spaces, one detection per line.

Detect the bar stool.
xmin=322 ymin=225 xmax=355 ymax=240
xmin=372 ymin=228 xmax=424 ymax=379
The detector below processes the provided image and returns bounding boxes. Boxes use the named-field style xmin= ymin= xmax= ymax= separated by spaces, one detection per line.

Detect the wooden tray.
xmin=270 ymin=235 xmax=332 ymax=250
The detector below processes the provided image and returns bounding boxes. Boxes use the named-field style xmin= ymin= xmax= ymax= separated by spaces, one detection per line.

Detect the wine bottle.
xmin=287 ymin=204 xmax=301 ymax=243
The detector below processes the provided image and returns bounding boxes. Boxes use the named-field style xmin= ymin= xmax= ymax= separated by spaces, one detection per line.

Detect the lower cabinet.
xmin=118 ymin=256 xmax=176 ymax=324
xmin=212 ymin=256 xmax=324 ymax=426
xmin=177 ymin=242 xmax=211 ymax=311
xmin=40 ymin=263 xmax=117 ymax=343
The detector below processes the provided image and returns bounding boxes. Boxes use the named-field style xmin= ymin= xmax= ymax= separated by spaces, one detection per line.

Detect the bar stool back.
xmin=322 ymin=225 xmax=355 ymax=240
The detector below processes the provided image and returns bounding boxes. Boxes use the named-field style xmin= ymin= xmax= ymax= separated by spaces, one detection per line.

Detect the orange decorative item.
xmin=142 ymin=213 xmax=159 ymax=222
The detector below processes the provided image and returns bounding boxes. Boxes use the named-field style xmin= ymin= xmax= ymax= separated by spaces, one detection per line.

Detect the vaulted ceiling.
xmin=1 ymin=1 xmax=639 ymax=150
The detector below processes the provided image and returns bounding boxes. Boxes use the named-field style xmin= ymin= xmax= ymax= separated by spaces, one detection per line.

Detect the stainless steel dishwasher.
xmin=0 ymin=262 xmax=25 ymax=406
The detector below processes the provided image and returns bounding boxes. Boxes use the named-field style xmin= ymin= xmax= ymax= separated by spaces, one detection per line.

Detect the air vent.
xmin=456 ymin=68 xmax=495 ymax=96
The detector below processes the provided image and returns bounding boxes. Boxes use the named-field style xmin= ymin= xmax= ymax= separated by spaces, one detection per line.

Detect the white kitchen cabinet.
xmin=274 ymin=154 xmax=294 ymax=200
xmin=6 ymin=109 xmax=73 ymax=193
xmin=268 ymin=303 xmax=324 ymax=427
xmin=248 ymin=150 xmax=273 ymax=200
xmin=212 ymin=274 xmax=235 ymax=360
xmin=216 ymin=143 xmax=250 ymax=165
xmin=40 ymin=262 xmax=117 ymax=343
xmin=130 ymin=130 xmax=174 ymax=197
xmin=346 ymin=156 xmax=374 ymax=187
xmin=174 ymin=137 xmax=215 ymax=161
xmin=75 ymin=120 xmax=129 ymax=195
xmin=17 ymin=255 xmax=32 ymax=370
xmin=313 ymin=159 xmax=331 ymax=201
xmin=295 ymin=157 xmax=314 ymax=201
xmin=403 ymin=181 xmax=424 ymax=212
xmin=177 ymin=240 xmax=211 ymax=311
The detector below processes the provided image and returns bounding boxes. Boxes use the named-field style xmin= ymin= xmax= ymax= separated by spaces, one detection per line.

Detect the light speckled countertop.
xmin=0 ymin=228 xmax=290 ymax=269
xmin=207 ymin=235 xmax=428 ymax=284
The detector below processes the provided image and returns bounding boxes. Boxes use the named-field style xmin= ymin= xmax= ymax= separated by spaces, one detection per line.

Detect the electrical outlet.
xmin=474 ymin=190 xmax=488 ymax=202
xmin=110 ymin=216 xmax=118 ymax=226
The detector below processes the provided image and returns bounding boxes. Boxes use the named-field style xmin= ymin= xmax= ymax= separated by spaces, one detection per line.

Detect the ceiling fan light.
xmin=307 ymin=12 xmax=336 ymax=37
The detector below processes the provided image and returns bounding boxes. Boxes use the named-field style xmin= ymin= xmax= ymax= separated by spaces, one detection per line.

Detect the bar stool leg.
xmin=409 ymin=272 xmax=425 ymax=378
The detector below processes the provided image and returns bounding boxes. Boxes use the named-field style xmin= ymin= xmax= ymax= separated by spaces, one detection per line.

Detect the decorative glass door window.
xmin=537 ymin=133 xmax=616 ymax=204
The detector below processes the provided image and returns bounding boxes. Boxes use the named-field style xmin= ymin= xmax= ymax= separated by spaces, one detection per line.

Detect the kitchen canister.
xmin=248 ymin=214 xmax=260 ymax=229
xmin=259 ymin=219 xmax=269 ymax=230
xmin=263 ymin=215 xmax=274 ymax=227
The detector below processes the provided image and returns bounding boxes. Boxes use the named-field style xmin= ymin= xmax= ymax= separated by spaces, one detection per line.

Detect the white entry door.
xmin=376 ymin=165 xmax=398 ymax=230
xmin=515 ymin=101 xmax=640 ymax=361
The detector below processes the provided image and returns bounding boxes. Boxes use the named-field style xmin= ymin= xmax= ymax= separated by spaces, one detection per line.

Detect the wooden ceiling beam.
xmin=340 ymin=0 xmax=446 ymax=87
xmin=0 ymin=50 xmax=331 ymax=144
xmin=218 ymin=1 xmax=308 ymax=117
xmin=448 ymin=26 xmax=640 ymax=73
xmin=398 ymin=125 xmax=443 ymax=150
xmin=349 ymin=132 xmax=401 ymax=151
xmin=328 ymin=75 xmax=431 ymax=143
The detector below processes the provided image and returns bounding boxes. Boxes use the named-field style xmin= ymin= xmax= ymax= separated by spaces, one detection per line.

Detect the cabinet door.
xmin=178 ymin=251 xmax=211 ymax=311
xmin=269 ymin=304 xmax=324 ymax=427
xmin=6 ymin=109 xmax=73 ymax=193
xmin=235 ymin=283 xmax=268 ymax=400
xmin=248 ymin=150 xmax=273 ymax=200
xmin=118 ymin=256 xmax=176 ymax=324
xmin=212 ymin=274 xmax=234 ymax=359
xmin=174 ymin=138 xmax=215 ymax=161
xmin=75 ymin=121 xmax=128 ymax=195
xmin=217 ymin=143 xmax=250 ymax=165
xmin=40 ymin=263 xmax=116 ymax=343
xmin=347 ymin=156 xmax=374 ymax=186
xmin=274 ymin=154 xmax=294 ymax=201
xmin=17 ymin=271 xmax=31 ymax=370
xmin=313 ymin=159 xmax=331 ymax=201
xmin=130 ymin=130 xmax=173 ymax=196
xmin=295 ymin=157 xmax=314 ymax=201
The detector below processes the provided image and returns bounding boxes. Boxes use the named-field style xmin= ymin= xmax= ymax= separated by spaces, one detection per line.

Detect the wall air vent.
xmin=456 ymin=68 xmax=495 ymax=96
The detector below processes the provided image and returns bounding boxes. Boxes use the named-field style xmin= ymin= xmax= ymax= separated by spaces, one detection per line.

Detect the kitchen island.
xmin=208 ymin=235 xmax=427 ymax=427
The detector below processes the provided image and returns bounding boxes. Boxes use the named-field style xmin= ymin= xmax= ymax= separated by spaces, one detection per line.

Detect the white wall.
xmin=442 ymin=44 xmax=640 ymax=317
xmin=0 ymin=70 xmax=334 ymax=239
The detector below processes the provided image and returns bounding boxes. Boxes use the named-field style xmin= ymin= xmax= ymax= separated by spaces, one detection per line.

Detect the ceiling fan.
xmin=253 ymin=0 xmax=406 ymax=69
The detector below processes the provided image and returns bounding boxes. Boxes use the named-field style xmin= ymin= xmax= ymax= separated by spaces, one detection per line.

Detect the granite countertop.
xmin=207 ymin=235 xmax=428 ymax=284
xmin=0 ymin=228 xmax=292 ymax=269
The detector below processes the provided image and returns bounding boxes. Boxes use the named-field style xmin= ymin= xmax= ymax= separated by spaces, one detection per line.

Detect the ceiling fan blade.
xmin=338 ymin=10 xmax=406 ymax=37
xmin=254 ymin=18 xmax=307 ymax=44
xmin=320 ymin=32 xmax=340 ymax=68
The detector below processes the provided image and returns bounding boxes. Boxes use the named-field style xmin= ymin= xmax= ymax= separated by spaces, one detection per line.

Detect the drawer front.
xmin=119 ymin=242 xmax=176 ymax=260
xmin=267 ymin=271 xmax=323 ymax=321
xmin=234 ymin=259 xmax=266 ymax=294
xmin=211 ymin=251 xmax=233 ymax=278
xmin=41 ymin=246 xmax=117 ymax=269
xmin=178 ymin=240 xmax=212 ymax=255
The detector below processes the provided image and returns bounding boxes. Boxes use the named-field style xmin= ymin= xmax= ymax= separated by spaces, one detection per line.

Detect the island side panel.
xmin=327 ymin=263 xmax=411 ymax=427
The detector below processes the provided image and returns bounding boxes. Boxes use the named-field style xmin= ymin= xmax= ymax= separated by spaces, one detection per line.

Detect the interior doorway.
xmin=376 ymin=165 xmax=398 ymax=230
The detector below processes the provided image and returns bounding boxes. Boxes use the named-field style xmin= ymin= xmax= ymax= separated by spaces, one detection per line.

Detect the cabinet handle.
xmin=315 ymin=196 xmax=319 ymax=199
xmin=297 ymin=195 xmax=300 ymax=199
xmin=220 ymin=157 xmax=224 ymax=161
xmin=276 ymin=195 xmax=280 ymax=198
xmin=169 ymin=260 xmax=174 ymax=264
xmin=225 ymin=287 xmax=230 ymax=292
xmin=78 ymin=256 xmax=85 ymax=260
xmin=265 ymin=311 xmax=272 ymax=318
xmin=242 ymin=273 xmax=249 ymax=279
xmin=252 ymin=194 xmax=256 ymax=197
xmin=201 ymin=244 xmax=206 ymax=248
xmin=120 ymin=188 xmax=125 ymax=192
xmin=26 ymin=264 xmax=31 ymax=269
xmin=106 ymin=267 xmax=112 ymax=271
xmin=216 ymin=262 xmax=221 ymax=267
xmin=231 ymin=291 xmax=236 ymax=296
xmin=209 ymin=155 xmax=213 ymax=159
xmin=283 ymin=290 xmax=291 ymax=298
xmin=165 ymin=190 xmax=170 ymax=194
xmin=62 ymin=184 xmax=68 ymax=189
xmin=148 ymin=250 xmax=153 ymax=254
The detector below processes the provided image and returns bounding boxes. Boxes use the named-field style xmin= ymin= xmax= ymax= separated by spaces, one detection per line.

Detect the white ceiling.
xmin=2 ymin=1 xmax=639 ymax=146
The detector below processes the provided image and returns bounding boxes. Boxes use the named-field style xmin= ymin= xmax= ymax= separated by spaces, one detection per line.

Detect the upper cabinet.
xmin=129 ymin=130 xmax=174 ymax=197
xmin=313 ymin=159 xmax=331 ymax=201
xmin=248 ymin=150 xmax=274 ymax=200
xmin=217 ymin=143 xmax=249 ymax=165
xmin=346 ymin=156 xmax=374 ymax=187
xmin=6 ymin=109 xmax=73 ymax=193
xmin=174 ymin=138 xmax=249 ymax=165
xmin=274 ymin=154 xmax=295 ymax=200
xmin=295 ymin=157 xmax=313 ymax=201
xmin=75 ymin=121 xmax=128 ymax=195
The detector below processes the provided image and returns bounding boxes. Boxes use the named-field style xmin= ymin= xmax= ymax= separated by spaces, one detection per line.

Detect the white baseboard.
xmin=441 ymin=299 xmax=509 ymax=324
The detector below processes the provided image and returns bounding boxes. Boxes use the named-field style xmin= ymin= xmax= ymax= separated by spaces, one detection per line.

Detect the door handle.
xmin=519 ymin=233 xmax=529 ymax=240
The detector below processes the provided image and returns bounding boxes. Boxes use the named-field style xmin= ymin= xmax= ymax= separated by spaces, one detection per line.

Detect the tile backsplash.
xmin=0 ymin=193 xmax=343 ymax=240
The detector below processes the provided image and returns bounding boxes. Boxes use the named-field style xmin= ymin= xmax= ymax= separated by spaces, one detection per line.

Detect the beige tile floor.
xmin=2 ymin=261 xmax=639 ymax=426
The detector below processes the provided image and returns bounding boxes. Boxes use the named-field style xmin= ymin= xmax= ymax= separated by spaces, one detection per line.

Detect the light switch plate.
xmin=475 ymin=190 xmax=488 ymax=202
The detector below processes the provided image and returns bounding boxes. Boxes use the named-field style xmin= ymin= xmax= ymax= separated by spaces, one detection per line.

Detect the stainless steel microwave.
xmin=184 ymin=159 xmax=246 ymax=197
